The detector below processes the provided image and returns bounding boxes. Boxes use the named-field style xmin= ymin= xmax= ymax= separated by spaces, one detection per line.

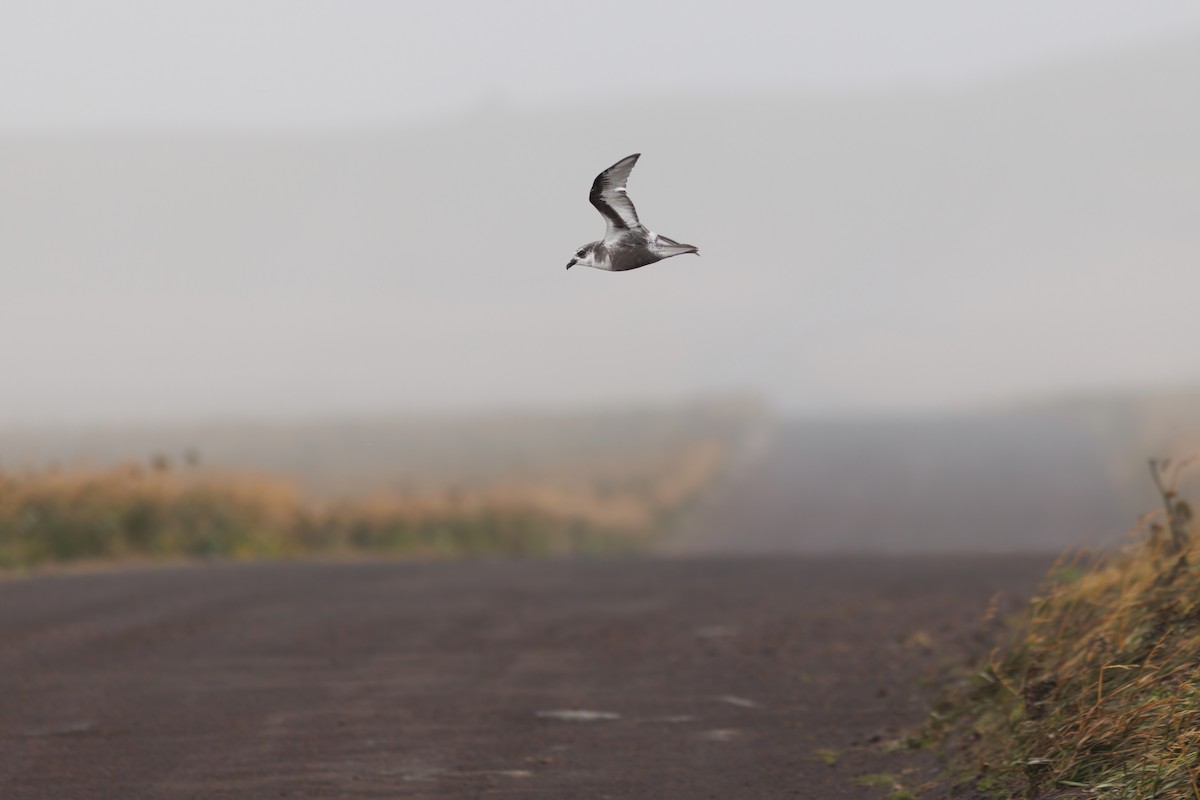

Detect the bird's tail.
xmin=657 ymin=235 xmax=700 ymax=257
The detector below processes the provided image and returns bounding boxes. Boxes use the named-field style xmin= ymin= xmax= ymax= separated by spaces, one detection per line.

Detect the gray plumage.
xmin=566 ymin=153 xmax=699 ymax=272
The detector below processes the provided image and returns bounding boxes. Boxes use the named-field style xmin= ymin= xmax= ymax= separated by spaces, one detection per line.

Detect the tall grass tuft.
xmin=939 ymin=459 xmax=1200 ymax=799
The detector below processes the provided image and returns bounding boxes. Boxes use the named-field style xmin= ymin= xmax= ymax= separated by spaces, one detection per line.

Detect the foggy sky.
xmin=4 ymin=1 xmax=1200 ymax=132
xmin=3 ymin=4 xmax=1200 ymax=425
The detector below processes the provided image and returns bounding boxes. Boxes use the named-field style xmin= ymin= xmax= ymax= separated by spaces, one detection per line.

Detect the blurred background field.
xmin=4 ymin=389 xmax=1200 ymax=568
xmin=0 ymin=400 xmax=756 ymax=568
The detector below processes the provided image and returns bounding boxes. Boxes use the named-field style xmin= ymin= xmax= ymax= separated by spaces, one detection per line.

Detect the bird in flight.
xmin=566 ymin=153 xmax=699 ymax=272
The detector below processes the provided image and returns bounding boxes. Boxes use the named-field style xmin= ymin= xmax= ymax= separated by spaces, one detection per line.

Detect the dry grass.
xmin=939 ymin=460 xmax=1200 ymax=799
xmin=0 ymin=440 xmax=728 ymax=570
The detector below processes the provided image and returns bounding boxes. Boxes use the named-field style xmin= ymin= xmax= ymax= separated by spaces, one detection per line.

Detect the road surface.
xmin=1 ymin=555 xmax=1047 ymax=798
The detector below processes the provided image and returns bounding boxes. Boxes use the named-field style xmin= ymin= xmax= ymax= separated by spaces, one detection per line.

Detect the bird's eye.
xmin=577 ymin=250 xmax=585 ymax=257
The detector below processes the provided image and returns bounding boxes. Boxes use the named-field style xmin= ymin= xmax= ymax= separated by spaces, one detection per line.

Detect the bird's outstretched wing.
xmin=589 ymin=153 xmax=643 ymax=238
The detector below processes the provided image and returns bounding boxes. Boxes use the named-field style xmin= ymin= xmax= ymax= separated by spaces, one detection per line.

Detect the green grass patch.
xmin=814 ymin=747 xmax=842 ymax=766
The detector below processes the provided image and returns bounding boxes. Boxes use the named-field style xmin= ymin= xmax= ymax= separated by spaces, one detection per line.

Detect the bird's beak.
xmin=565 ymin=259 xmax=576 ymax=270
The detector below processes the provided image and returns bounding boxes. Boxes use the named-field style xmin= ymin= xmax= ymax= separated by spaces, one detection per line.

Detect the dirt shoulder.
xmin=0 ymin=555 xmax=1047 ymax=799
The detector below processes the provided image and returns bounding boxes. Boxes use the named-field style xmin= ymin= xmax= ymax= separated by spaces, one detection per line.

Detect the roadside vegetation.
xmin=0 ymin=439 xmax=729 ymax=570
xmin=936 ymin=458 xmax=1200 ymax=799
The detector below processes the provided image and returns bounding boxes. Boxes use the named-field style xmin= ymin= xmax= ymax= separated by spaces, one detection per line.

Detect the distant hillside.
xmin=681 ymin=389 xmax=1200 ymax=553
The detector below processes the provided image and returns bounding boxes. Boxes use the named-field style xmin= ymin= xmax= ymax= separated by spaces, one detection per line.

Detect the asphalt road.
xmin=0 ymin=555 xmax=1048 ymax=799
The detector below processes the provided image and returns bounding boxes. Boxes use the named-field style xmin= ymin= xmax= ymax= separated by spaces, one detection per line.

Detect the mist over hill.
xmin=2 ymin=36 xmax=1198 ymax=421
xmin=0 ymin=399 xmax=764 ymax=499
xmin=684 ymin=387 xmax=1200 ymax=553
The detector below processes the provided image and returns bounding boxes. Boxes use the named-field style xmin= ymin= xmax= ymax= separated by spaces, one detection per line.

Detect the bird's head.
xmin=566 ymin=243 xmax=599 ymax=271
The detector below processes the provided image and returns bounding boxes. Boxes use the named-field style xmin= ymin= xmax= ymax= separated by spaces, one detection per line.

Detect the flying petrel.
xmin=565 ymin=153 xmax=699 ymax=272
